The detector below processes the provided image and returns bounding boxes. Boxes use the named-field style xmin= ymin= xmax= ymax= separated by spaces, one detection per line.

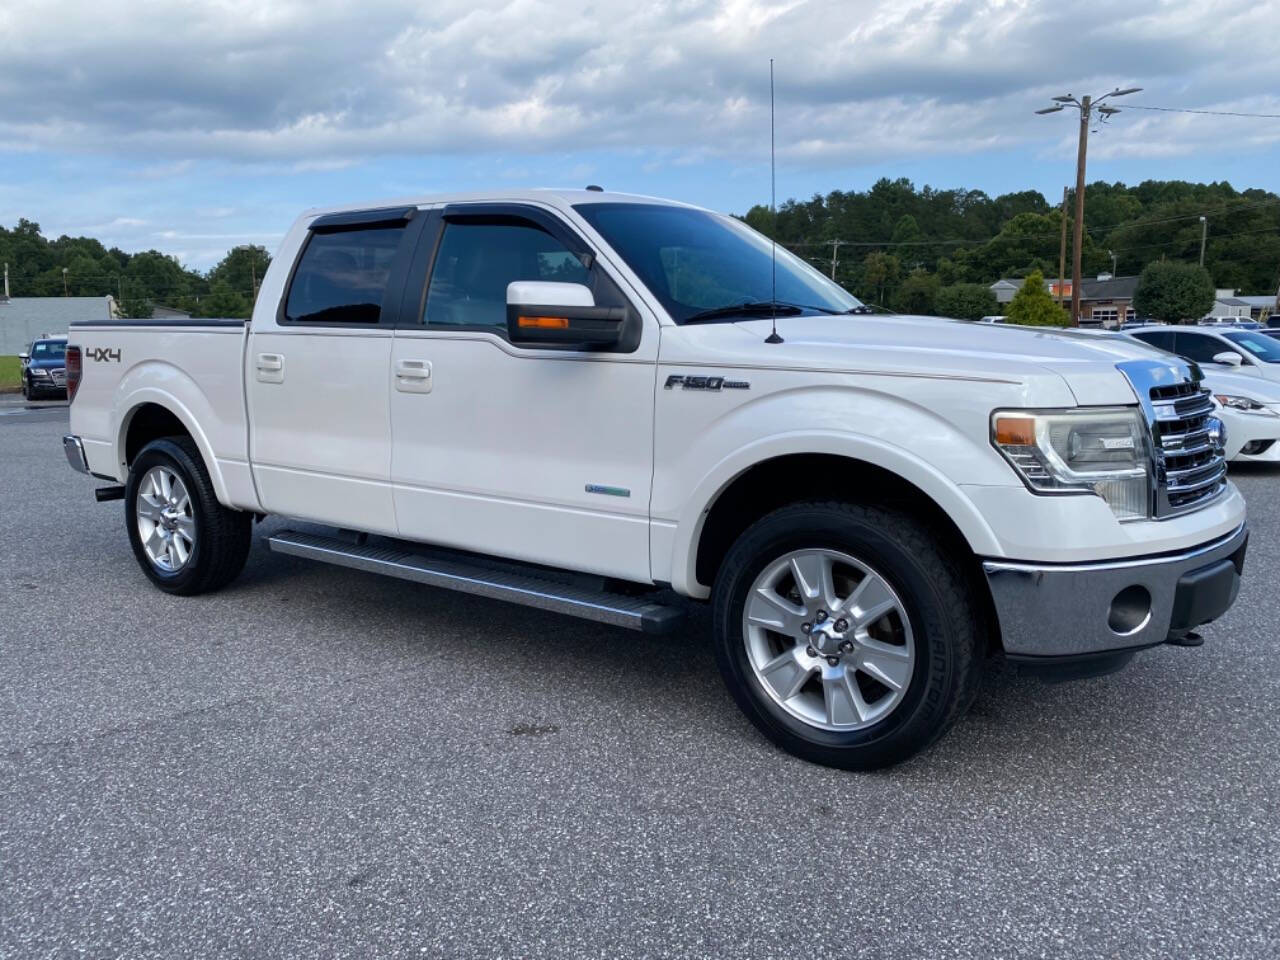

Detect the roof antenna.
xmin=764 ymin=57 xmax=784 ymax=344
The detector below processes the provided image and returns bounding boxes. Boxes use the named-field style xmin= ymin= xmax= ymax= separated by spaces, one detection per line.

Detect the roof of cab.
xmin=299 ymin=187 xmax=707 ymax=220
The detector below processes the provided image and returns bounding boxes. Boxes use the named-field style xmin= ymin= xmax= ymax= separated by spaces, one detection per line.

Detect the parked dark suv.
xmin=19 ymin=336 xmax=69 ymax=400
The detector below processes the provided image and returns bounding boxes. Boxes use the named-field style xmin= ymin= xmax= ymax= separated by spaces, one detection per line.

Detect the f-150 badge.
xmin=664 ymin=375 xmax=749 ymax=391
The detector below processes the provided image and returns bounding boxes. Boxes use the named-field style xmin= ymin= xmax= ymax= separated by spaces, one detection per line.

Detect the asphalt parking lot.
xmin=2 ymin=402 xmax=1279 ymax=959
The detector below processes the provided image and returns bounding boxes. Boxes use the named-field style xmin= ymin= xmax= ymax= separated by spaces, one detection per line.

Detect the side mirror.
xmin=506 ymin=281 xmax=624 ymax=349
xmin=1212 ymin=351 xmax=1244 ymax=367
xmin=18 ymin=352 xmax=29 ymax=362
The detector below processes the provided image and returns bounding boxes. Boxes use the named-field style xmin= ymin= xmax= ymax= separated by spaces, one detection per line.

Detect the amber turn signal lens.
xmin=518 ymin=316 xmax=569 ymax=329
xmin=994 ymin=416 xmax=1036 ymax=446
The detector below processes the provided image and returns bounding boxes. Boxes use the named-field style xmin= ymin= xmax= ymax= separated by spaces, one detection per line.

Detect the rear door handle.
xmin=395 ymin=358 xmax=432 ymax=393
xmin=256 ymin=352 xmax=284 ymax=383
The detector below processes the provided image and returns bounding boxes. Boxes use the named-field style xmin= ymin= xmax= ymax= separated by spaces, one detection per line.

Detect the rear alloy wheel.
xmin=713 ymin=501 xmax=984 ymax=770
xmin=125 ymin=436 xmax=252 ymax=595
xmin=135 ymin=465 xmax=196 ymax=573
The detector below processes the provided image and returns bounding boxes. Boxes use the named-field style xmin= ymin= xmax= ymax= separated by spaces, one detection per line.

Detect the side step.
xmin=267 ymin=529 xmax=685 ymax=635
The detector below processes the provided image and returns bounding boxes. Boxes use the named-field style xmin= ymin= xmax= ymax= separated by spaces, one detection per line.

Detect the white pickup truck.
xmin=63 ymin=189 xmax=1248 ymax=769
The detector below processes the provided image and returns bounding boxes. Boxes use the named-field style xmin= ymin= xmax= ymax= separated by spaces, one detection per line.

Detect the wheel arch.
xmin=669 ymin=435 xmax=1004 ymax=597
xmin=117 ymin=393 xmax=229 ymax=504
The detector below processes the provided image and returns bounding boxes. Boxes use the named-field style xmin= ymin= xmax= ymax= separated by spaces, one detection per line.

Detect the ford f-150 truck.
xmin=62 ymin=189 xmax=1248 ymax=769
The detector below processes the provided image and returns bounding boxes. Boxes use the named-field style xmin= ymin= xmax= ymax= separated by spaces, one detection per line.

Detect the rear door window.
xmin=1131 ymin=330 xmax=1175 ymax=352
xmin=284 ymin=226 xmax=405 ymax=324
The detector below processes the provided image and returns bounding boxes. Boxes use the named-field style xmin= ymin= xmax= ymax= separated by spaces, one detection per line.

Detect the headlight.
xmin=30 ymin=367 xmax=51 ymax=377
xmin=992 ymin=408 xmax=1151 ymax=521
xmin=1214 ymin=394 xmax=1279 ymax=416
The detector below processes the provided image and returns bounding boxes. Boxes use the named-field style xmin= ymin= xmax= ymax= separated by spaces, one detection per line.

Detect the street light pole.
xmin=1199 ymin=216 xmax=1207 ymax=267
xmin=1036 ymin=86 xmax=1141 ymax=327
xmin=62 ymin=267 xmax=69 ymax=297
xmin=1070 ymin=96 xmax=1090 ymax=326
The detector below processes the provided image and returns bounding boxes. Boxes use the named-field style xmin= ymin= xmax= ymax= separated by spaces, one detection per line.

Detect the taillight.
xmin=66 ymin=345 xmax=82 ymax=403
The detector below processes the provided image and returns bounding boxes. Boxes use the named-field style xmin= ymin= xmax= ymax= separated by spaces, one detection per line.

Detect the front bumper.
xmin=985 ymin=523 xmax=1248 ymax=659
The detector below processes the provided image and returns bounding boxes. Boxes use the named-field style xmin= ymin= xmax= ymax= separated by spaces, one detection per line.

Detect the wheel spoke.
xmin=157 ymin=469 xmax=172 ymax=501
xmin=171 ymin=534 xmax=190 ymax=566
xmin=757 ymin=651 xmax=812 ymax=701
xmin=822 ymin=672 xmax=863 ymax=726
xmin=173 ymin=516 xmax=196 ymax=541
xmin=849 ymin=575 xmax=898 ymax=628
xmin=136 ymin=498 xmax=165 ymax=522
xmin=747 ymin=587 xmax=805 ymax=633
xmin=856 ymin=638 xmax=912 ymax=691
xmin=788 ymin=553 xmax=824 ymax=604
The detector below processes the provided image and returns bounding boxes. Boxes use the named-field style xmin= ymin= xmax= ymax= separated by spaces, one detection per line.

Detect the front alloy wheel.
xmin=712 ymin=501 xmax=984 ymax=771
xmin=744 ymin=548 xmax=915 ymax=731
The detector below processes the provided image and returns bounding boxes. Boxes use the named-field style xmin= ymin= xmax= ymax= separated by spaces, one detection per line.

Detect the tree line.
xmin=743 ymin=177 xmax=1280 ymax=318
xmin=3 ymin=177 xmax=1278 ymax=322
xmin=0 ymin=218 xmax=269 ymax=319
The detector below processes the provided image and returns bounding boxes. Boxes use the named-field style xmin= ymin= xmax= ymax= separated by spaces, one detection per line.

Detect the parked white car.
xmin=1070 ymin=328 xmax=1280 ymax=463
xmin=61 ymin=189 xmax=1248 ymax=770
xmin=1129 ymin=325 xmax=1280 ymax=383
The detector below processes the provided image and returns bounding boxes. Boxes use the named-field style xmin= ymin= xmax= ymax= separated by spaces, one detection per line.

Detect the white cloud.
xmin=0 ymin=0 xmax=1275 ymax=174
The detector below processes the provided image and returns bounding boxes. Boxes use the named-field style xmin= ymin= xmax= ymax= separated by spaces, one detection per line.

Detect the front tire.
xmin=712 ymin=501 xmax=984 ymax=770
xmin=124 ymin=437 xmax=252 ymax=595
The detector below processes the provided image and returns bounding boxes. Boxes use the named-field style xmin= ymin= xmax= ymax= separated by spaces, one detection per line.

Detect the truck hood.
xmin=681 ymin=314 xmax=1174 ymax=406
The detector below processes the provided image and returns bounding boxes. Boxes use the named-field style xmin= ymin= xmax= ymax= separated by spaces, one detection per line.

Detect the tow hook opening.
xmin=1107 ymin=585 xmax=1152 ymax=636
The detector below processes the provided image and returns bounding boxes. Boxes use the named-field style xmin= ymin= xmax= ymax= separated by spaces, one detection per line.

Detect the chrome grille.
xmin=1150 ymin=381 xmax=1227 ymax=516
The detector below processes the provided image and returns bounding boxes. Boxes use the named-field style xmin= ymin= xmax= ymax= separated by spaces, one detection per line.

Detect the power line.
xmin=1126 ymin=104 xmax=1280 ymax=119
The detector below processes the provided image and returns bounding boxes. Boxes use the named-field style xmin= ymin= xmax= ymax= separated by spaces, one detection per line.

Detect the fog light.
xmin=1108 ymin=585 xmax=1152 ymax=636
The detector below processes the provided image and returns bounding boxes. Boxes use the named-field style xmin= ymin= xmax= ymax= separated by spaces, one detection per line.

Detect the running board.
xmin=267 ymin=529 xmax=684 ymax=635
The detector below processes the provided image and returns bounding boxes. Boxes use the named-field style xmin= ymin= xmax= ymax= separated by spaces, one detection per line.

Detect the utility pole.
xmin=828 ymin=240 xmax=844 ymax=281
xmin=1057 ymin=186 xmax=1068 ymax=307
xmin=1108 ymin=250 xmax=1117 ymax=277
xmin=1199 ymin=216 xmax=1207 ymax=267
xmin=3 ymin=262 xmax=9 ymax=300
xmin=250 ymin=259 xmax=258 ymax=302
xmin=1036 ymin=86 xmax=1141 ymax=326
xmin=62 ymin=267 xmax=69 ymax=297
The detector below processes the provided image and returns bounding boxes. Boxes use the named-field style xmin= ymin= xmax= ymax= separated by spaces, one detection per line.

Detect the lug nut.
xmin=839 ymin=640 xmax=854 ymax=653
xmin=815 ymin=610 xmax=828 ymax=623
xmin=805 ymin=645 xmax=817 ymax=658
xmin=801 ymin=622 xmax=812 ymax=634
xmin=826 ymin=656 xmax=840 ymax=666
xmin=834 ymin=618 xmax=849 ymax=632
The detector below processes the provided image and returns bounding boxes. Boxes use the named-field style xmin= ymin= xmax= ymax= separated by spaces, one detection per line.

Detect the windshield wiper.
xmin=681 ymin=300 xmax=809 ymax=324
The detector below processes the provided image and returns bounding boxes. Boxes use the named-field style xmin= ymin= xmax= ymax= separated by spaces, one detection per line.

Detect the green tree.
xmin=1132 ymin=261 xmax=1216 ymax=324
xmin=935 ymin=282 xmax=999 ymax=321
xmin=1005 ymin=270 xmax=1069 ymax=326
xmin=892 ymin=268 xmax=940 ymax=315
xmin=860 ymin=251 xmax=900 ymax=306
xmin=195 ymin=281 xmax=251 ymax=319
xmin=208 ymin=245 xmax=271 ymax=309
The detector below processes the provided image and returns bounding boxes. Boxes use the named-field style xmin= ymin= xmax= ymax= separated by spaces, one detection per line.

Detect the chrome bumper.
xmin=985 ymin=524 xmax=1248 ymax=658
xmin=63 ymin=435 xmax=90 ymax=475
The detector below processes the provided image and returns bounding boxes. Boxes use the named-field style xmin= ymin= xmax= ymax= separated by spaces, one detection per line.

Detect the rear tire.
xmin=124 ymin=437 xmax=252 ymax=595
xmin=712 ymin=501 xmax=984 ymax=770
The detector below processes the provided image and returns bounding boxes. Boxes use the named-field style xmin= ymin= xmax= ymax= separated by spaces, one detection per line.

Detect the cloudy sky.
xmin=2 ymin=0 xmax=1278 ymax=269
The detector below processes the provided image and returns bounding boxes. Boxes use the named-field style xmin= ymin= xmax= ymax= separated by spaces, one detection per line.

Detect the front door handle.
xmin=395 ymin=358 xmax=432 ymax=393
xmin=256 ymin=352 xmax=284 ymax=384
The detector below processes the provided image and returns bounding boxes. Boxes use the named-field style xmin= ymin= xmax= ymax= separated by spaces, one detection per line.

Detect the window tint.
xmin=284 ymin=226 xmax=404 ymax=324
xmin=1131 ymin=330 xmax=1175 ymax=352
xmin=423 ymin=221 xmax=589 ymax=328
xmin=31 ymin=341 xmax=66 ymax=359
xmin=1175 ymin=331 xmax=1237 ymax=364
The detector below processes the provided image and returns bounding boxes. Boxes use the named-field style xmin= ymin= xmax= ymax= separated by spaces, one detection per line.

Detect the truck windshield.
xmin=573 ymin=202 xmax=862 ymax=323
